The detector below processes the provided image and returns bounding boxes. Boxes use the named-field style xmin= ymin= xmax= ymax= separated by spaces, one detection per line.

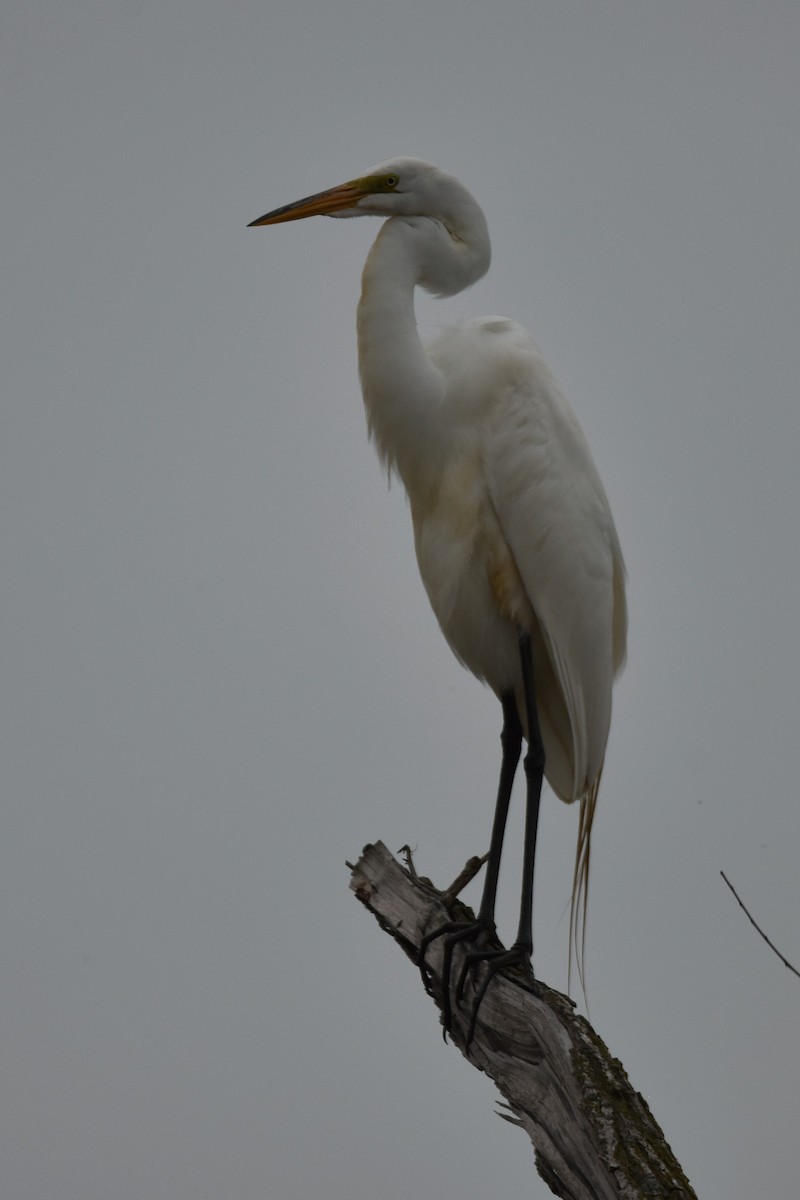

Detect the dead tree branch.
xmin=349 ymin=840 xmax=695 ymax=1200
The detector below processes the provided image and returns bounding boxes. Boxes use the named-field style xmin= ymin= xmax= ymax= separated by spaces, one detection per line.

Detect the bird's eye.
xmin=383 ymin=174 xmax=399 ymax=190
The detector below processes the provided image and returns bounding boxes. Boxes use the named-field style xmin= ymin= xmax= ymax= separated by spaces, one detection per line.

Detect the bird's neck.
xmin=357 ymin=220 xmax=451 ymax=496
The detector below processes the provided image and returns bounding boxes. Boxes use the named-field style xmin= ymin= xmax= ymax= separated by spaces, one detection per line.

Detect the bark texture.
xmin=349 ymin=841 xmax=696 ymax=1200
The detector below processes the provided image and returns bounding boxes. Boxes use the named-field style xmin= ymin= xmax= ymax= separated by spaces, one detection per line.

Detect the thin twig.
xmin=441 ymin=852 xmax=489 ymax=903
xmin=720 ymin=870 xmax=800 ymax=980
xmin=398 ymin=844 xmax=419 ymax=879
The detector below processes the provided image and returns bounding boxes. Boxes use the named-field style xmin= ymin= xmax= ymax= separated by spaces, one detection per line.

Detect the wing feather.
xmin=476 ymin=323 xmax=626 ymax=801
xmin=477 ymin=321 xmax=627 ymax=986
xmin=430 ymin=317 xmax=627 ymax=985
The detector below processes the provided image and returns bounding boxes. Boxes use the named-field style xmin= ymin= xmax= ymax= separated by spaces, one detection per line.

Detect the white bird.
xmin=250 ymin=158 xmax=626 ymax=1035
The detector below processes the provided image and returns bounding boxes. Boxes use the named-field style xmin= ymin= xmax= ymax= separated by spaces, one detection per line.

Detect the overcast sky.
xmin=3 ymin=2 xmax=800 ymax=1197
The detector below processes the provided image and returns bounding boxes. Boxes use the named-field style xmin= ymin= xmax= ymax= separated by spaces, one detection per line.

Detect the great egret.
xmin=250 ymin=158 xmax=626 ymax=1036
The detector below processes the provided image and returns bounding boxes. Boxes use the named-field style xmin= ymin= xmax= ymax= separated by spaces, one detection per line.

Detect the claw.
xmin=417 ymin=917 xmax=500 ymax=1044
xmin=461 ymin=944 xmax=533 ymax=1045
xmin=418 ymin=920 xmax=466 ymax=995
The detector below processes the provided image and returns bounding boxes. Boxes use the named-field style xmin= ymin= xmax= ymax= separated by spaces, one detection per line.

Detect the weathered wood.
xmin=349 ymin=841 xmax=696 ymax=1200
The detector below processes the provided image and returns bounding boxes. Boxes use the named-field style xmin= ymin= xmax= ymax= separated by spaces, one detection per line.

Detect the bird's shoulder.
xmin=428 ymin=315 xmax=537 ymax=391
xmin=430 ymin=319 xmax=624 ymax=589
xmin=429 ymin=317 xmax=588 ymax=457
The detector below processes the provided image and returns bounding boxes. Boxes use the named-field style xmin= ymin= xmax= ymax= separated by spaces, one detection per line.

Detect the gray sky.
xmin=3 ymin=2 xmax=799 ymax=1197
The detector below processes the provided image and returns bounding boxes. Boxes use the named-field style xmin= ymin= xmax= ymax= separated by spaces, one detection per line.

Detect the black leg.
xmin=418 ymin=632 xmax=545 ymax=1047
xmin=515 ymin=630 xmax=544 ymax=954
xmin=455 ymin=632 xmax=544 ymax=1044
xmin=417 ymin=691 xmax=522 ymax=1032
xmin=477 ymin=691 xmax=523 ymax=926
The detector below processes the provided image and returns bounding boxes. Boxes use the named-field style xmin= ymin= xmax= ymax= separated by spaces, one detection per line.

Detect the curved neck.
xmin=357 ymin=213 xmax=488 ymax=495
xmin=357 ymin=220 xmax=447 ymax=495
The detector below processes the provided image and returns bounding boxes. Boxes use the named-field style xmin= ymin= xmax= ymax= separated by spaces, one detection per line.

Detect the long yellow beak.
xmin=248 ymin=179 xmax=366 ymax=226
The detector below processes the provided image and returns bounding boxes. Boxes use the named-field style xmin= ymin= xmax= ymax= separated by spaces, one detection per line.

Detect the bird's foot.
xmin=455 ymin=941 xmax=534 ymax=1047
xmin=418 ymin=917 xmax=503 ymax=1045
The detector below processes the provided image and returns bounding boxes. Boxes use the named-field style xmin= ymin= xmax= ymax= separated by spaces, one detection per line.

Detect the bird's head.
xmin=249 ymin=157 xmax=483 ymax=238
xmin=249 ymin=157 xmax=491 ymax=296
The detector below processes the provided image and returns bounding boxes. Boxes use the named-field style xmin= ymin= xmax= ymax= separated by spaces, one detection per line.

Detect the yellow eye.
xmin=363 ymin=173 xmax=400 ymax=195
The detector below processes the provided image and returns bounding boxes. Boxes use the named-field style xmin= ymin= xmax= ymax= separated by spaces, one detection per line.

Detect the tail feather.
xmin=568 ymin=768 xmax=602 ymax=998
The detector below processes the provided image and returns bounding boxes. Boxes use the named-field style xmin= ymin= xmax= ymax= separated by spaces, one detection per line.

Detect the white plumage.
xmin=251 ymin=157 xmax=627 ymax=1000
xmin=410 ymin=316 xmax=626 ymax=802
